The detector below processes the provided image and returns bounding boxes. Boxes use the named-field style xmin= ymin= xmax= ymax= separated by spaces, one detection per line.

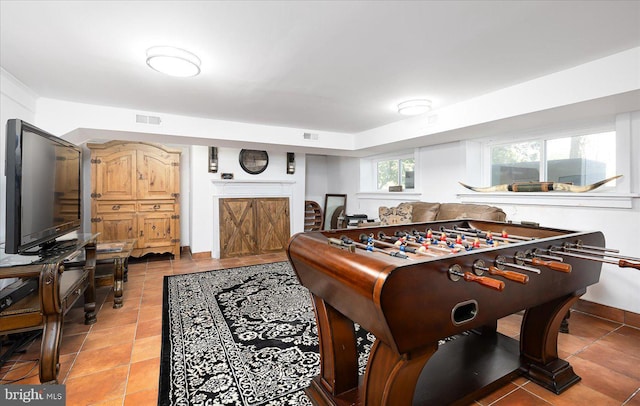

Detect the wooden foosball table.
xmin=287 ymin=219 xmax=639 ymax=405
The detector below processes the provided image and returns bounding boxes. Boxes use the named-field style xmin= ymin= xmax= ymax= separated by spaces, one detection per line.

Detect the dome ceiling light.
xmin=397 ymin=99 xmax=432 ymax=116
xmin=146 ymin=46 xmax=201 ymax=77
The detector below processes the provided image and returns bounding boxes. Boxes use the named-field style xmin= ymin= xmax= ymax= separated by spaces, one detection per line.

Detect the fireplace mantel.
xmin=211 ymin=179 xmax=296 ymax=197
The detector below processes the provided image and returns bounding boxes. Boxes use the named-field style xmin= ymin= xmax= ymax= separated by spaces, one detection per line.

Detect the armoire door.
xmin=92 ymin=148 xmax=137 ymax=201
xmin=138 ymin=212 xmax=175 ymax=249
xmin=95 ymin=213 xmax=137 ymax=242
xmin=136 ymin=148 xmax=179 ymax=200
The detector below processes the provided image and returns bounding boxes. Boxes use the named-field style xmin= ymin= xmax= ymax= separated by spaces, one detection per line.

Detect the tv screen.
xmin=5 ymin=119 xmax=82 ymax=254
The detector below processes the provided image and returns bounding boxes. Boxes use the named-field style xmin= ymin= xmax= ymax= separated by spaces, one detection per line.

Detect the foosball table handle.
xmin=488 ymin=266 xmax=529 ymax=284
xmin=619 ymin=259 xmax=640 ymax=270
xmin=463 ymin=272 xmax=505 ymax=291
xmin=531 ymin=258 xmax=572 ymax=273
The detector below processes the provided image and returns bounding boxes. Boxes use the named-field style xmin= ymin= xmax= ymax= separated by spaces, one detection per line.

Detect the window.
xmin=376 ymin=157 xmax=415 ymax=190
xmin=491 ymin=141 xmax=541 ymax=184
xmin=490 ymin=132 xmax=617 ymax=187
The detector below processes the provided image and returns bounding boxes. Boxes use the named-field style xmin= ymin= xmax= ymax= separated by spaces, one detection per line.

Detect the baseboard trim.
xmin=573 ymin=299 xmax=640 ymax=329
xmin=191 ymin=251 xmax=212 ymax=260
xmin=179 ymin=246 xmax=212 ymax=260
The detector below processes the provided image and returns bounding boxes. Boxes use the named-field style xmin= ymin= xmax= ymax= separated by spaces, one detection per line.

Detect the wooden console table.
xmin=96 ymin=239 xmax=136 ymax=309
xmin=0 ymin=233 xmax=98 ymax=384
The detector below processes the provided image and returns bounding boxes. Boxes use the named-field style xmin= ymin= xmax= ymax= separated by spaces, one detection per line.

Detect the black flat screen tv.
xmin=5 ymin=119 xmax=82 ymax=254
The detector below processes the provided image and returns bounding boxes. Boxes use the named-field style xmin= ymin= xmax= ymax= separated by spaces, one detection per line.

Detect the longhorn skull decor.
xmin=459 ymin=175 xmax=622 ymax=193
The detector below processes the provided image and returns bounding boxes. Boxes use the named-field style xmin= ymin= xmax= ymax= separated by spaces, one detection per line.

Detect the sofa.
xmin=378 ymin=201 xmax=506 ymax=225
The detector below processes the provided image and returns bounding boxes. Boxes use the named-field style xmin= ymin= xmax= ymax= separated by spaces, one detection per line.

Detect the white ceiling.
xmin=1 ymin=1 xmax=639 ymax=135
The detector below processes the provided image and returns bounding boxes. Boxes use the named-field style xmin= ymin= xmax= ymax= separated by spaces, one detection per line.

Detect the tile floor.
xmin=1 ymin=252 xmax=639 ymax=405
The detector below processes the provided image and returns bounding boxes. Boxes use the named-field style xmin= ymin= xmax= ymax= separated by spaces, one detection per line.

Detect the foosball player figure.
xmin=418 ymin=240 xmax=430 ymax=253
xmin=473 ymin=238 xmax=481 ymax=249
xmin=398 ymin=240 xmax=409 ymax=252
xmin=394 ymin=236 xmax=407 ymax=247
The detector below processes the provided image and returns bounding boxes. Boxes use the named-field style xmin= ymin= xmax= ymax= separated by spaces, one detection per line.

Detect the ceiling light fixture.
xmin=397 ymin=99 xmax=432 ymax=116
xmin=146 ymin=46 xmax=201 ymax=77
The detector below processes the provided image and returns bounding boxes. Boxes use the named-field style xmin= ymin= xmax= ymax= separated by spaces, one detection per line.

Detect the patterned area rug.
xmin=159 ymin=262 xmax=375 ymax=406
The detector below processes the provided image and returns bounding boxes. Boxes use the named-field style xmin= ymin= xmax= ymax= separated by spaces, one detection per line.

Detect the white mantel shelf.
xmin=211 ymin=179 xmax=296 ymax=184
xmin=211 ymin=179 xmax=296 ymax=197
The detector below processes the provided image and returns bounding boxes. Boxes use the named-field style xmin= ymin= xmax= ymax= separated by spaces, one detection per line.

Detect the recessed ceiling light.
xmin=397 ymin=99 xmax=432 ymax=116
xmin=146 ymin=46 xmax=201 ymax=77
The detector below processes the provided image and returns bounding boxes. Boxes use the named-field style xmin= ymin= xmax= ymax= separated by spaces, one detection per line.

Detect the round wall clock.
xmin=239 ymin=149 xmax=269 ymax=174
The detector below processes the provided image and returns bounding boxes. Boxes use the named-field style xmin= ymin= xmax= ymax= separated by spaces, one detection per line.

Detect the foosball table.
xmin=287 ymin=219 xmax=639 ymax=406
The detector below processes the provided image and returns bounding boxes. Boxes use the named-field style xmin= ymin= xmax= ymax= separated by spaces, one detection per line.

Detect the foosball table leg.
xmin=306 ymin=295 xmax=359 ymax=405
xmin=362 ymin=339 xmax=438 ymax=406
xmin=519 ymin=290 xmax=584 ymax=394
xmin=560 ymin=310 xmax=570 ymax=334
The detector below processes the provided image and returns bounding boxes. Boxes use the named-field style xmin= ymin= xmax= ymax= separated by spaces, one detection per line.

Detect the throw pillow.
xmin=379 ymin=203 xmax=413 ymax=225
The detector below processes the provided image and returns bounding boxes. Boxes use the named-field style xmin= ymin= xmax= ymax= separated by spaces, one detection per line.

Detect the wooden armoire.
xmin=87 ymin=141 xmax=181 ymax=257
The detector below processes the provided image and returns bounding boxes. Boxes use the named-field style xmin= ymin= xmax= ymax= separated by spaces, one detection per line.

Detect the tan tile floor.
xmin=1 ymin=252 xmax=639 ymax=405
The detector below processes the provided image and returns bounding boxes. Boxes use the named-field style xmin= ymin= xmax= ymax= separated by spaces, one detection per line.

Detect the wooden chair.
xmin=304 ymin=200 xmax=323 ymax=231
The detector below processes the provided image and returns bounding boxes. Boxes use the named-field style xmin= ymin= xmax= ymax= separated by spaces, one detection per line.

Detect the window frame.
xmin=458 ymin=117 xmax=636 ymax=209
xmin=360 ymin=149 xmax=418 ymax=193
xmin=373 ymin=156 xmax=416 ymax=192
xmin=482 ymin=125 xmax=625 ymax=193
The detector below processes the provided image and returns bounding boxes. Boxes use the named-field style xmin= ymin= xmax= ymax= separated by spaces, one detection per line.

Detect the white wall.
xmin=305 ymin=154 xmax=329 ymax=207
xmin=0 ymin=69 xmax=37 ymax=243
xmin=355 ymin=47 xmax=640 ymax=151
xmin=0 ymin=69 xmax=37 ymax=289
xmin=325 ymin=156 xmax=360 ymax=215
xmin=33 ymin=98 xmax=354 ymax=153
xmin=178 ymin=145 xmax=190 ymax=247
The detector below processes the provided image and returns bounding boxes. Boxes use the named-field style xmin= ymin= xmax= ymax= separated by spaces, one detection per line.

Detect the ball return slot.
xmin=451 ymin=299 xmax=478 ymax=325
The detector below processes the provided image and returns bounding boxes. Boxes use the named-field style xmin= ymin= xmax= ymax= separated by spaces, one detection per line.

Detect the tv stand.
xmin=0 ymin=233 xmax=98 ymax=384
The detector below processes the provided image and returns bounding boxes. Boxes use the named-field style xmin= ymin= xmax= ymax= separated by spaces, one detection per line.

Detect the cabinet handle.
xmin=140 ymin=230 xmax=144 ymax=237
xmin=112 ymin=205 xmax=120 ymax=210
xmin=153 ymin=204 xmax=161 ymax=210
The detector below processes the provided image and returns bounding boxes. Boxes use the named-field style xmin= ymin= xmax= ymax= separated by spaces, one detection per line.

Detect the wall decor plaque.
xmin=239 ymin=149 xmax=269 ymax=175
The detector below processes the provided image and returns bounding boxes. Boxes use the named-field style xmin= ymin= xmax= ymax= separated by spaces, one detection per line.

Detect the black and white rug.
xmin=159 ymin=262 xmax=375 ymax=406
